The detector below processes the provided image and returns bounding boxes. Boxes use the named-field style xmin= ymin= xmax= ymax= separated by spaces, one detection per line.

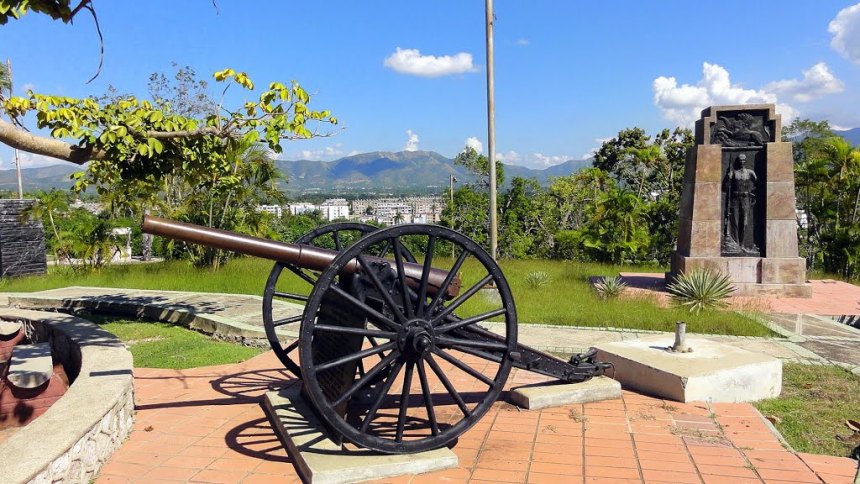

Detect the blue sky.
xmin=1 ymin=1 xmax=859 ymax=170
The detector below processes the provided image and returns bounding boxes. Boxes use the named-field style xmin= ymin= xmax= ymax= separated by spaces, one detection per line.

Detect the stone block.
xmin=766 ymin=142 xmax=794 ymax=182
xmin=688 ymin=220 xmax=722 ymax=257
xmin=593 ymin=336 xmax=782 ymax=403
xmin=726 ymin=257 xmax=761 ymax=283
xmin=766 ymin=182 xmax=797 ymax=220
xmin=761 ymin=258 xmax=807 ymax=285
xmin=731 ymin=282 xmax=812 ymax=297
xmin=676 ymin=218 xmax=692 ymax=255
xmin=766 ymin=219 xmax=799 ymax=257
xmin=509 ymin=376 xmax=621 ymax=410
xmin=675 ymin=256 xmax=728 ymax=276
xmin=679 ymin=182 xmax=694 ymax=219
xmin=694 ymin=144 xmax=723 ymax=183
xmin=692 ymin=182 xmax=721 ymax=220
xmin=263 ymin=386 xmax=457 ymax=484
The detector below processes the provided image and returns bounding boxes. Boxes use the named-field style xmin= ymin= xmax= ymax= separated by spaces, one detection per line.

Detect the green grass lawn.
xmin=754 ymin=363 xmax=860 ymax=459
xmin=99 ymin=317 xmax=263 ymax=369
xmin=1 ymin=256 xmax=769 ymax=336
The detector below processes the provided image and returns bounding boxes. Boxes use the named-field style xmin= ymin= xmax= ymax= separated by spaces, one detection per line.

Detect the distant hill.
xmin=0 ymin=151 xmax=592 ymax=194
xmin=834 ymin=128 xmax=860 ymax=146
xmin=277 ymin=150 xmax=591 ymax=194
xmin=0 ymin=164 xmax=82 ymax=192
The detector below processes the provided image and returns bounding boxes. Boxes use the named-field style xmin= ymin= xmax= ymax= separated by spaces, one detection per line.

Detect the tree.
xmin=1 ymin=70 xmax=336 ymax=187
xmin=0 ymin=1 xmax=93 ymax=24
xmin=454 ymin=146 xmax=504 ymax=188
xmin=21 ymin=189 xmax=70 ymax=262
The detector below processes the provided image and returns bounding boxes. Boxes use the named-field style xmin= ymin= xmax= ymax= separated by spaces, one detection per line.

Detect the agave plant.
xmin=593 ymin=275 xmax=627 ymax=299
xmin=525 ymin=271 xmax=552 ymax=289
xmin=667 ymin=269 xmax=735 ymax=313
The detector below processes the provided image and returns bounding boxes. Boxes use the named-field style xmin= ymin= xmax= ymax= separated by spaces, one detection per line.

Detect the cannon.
xmin=142 ymin=216 xmax=610 ymax=454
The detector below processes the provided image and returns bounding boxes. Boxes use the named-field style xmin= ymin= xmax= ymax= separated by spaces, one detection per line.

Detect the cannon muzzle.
xmin=142 ymin=216 xmax=460 ymax=298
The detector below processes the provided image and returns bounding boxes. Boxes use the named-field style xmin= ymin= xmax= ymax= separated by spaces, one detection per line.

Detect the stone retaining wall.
xmin=0 ymin=309 xmax=134 ymax=484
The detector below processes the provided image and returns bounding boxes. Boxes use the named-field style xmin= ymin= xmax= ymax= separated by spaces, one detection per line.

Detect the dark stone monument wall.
xmin=0 ymin=199 xmax=48 ymax=277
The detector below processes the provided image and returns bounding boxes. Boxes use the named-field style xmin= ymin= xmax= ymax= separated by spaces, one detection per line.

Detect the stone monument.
xmin=0 ymin=199 xmax=47 ymax=277
xmin=669 ymin=104 xmax=811 ymax=297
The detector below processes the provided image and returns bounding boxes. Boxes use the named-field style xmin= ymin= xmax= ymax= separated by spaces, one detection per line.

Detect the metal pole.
xmin=450 ymin=174 xmax=456 ymax=259
xmin=485 ymin=0 xmax=497 ymax=261
xmin=6 ymin=60 xmax=23 ymax=199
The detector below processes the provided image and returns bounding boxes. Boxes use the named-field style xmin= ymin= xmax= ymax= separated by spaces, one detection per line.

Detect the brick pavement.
xmin=95 ymin=351 xmax=860 ymax=484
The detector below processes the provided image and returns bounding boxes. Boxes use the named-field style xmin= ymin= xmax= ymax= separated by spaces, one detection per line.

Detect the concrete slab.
xmin=509 ymin=375 xmax=621 ymax=410
xmin=0 ymin=319 xmax=21 ymax=336
xmin=263 ymin=385 xmax=458 ymax=484
xmin=593 ymin=336 xmax=782 ymax=403
xmin=7 ymin=342 xmax=53 ymax=389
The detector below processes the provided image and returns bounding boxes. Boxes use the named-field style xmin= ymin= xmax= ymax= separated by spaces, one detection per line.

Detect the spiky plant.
xmin=667 ymin=269 xmax=735 ymax=313
xmin=525 ymin=271 xmax=552 ymax=289
xmin=593 ymin=275 xmax=627 ymax=299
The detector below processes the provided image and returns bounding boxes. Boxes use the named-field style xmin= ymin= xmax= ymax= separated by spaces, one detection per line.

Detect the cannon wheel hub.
xmin=398 ymin=320 xmax=434 ymax=358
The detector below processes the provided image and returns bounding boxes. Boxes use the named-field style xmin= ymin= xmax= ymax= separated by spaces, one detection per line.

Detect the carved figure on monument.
xmin=711 ymin=112 xmax=769 ymax=147
xmin=722 ymin=154 xmax=759 ymax=256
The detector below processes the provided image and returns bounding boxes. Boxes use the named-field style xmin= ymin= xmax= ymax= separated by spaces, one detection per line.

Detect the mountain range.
xmin=275 ymin=150 xmax=590 ymax=194
xmin=2 ymin=127 xmax=858 ymax=194
xmin=0 ymin=150 xmax=591 ymax=195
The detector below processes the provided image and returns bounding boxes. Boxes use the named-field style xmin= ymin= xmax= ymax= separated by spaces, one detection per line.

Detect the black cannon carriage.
xmin=142 ymin=216 xmax=610 ymax=454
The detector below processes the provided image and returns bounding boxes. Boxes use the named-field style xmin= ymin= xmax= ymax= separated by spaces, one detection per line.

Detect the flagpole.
xmin=485 ymin=0 xmax=497 ymax=260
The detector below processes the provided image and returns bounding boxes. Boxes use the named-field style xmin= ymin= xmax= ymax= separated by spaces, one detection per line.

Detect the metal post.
xmin=6 ymin=59 xmax=23 ymax=199
xmin=450 ymin=174 xmax=456 ymax=260
xmin=670 ymin=321 xmax=692 ymax=353
xmin=485 ymin=0 xmax=497 ymax=260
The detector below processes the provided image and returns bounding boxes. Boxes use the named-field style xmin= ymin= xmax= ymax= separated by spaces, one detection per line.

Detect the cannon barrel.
xmin=142 ymin=216 xmax=460 ymax=297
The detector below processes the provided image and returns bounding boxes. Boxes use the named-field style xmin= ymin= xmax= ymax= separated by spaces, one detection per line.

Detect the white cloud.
xmin=21 ymin=83 xmax=35 ymax=93
xmin=531 ymin=153 xmax=570 ymax=168
xmin=384 ymin=47 xmax=478 ymax=77
xmin=297 ymin=144 xmax=345 ymax=161
xmin=829 ymin=2 xmax=860 ymax=64
xmin=515 ymin=38 xmax=529 ymax=46
xmin=653 ymin=62 xmax=799 ymax=126
xmin=404 ymin=129 xmax=420 ymax=151
xmin=495 ymin=150 xmax=520 ymax=163
xmin=765 ymin=62 xmax=844 ymax=102
xmin=581 ymin=137 xmax=611 ymax=160
xmin=464 ymin=137 xmax=483 ymax=153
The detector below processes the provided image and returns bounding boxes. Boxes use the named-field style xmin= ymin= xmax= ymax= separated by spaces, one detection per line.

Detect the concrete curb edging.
xmin=0 ymin=308 xmax=134 ymax=484
xmin=4 ymin=287 xmax=303 ymax=344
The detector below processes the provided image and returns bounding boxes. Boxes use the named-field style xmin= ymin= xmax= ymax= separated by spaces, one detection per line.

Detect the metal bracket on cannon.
xmin=142 ymin=216 xmax=614 ymax=455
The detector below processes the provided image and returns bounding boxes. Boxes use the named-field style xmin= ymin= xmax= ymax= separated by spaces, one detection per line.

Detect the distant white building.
xmin=257 ymin=205 xmax=283 ymax=218
xmin=319 ymin=199 xmax=350 ymax=221
xmin=351 ymin=196 xmax=442 ymax=226
xmin=289 ymin=203 xmax=317 ymax=216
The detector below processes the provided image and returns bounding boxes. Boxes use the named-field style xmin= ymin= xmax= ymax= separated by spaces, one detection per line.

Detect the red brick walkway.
xmin=96 ymin=351 xmax=859 ymax=484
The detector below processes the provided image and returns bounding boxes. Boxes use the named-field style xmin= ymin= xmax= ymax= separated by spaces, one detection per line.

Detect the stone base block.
xmin=669 ymin=253 xmax=811 ymax=297
xmin=593 ymin=336 xmax=782 ymax=403
xmin=509 ymin=376 xmax=621 ymax=410
xmin=263 ymin=386 xmax=457 ymax=484
xmin=732 ymin=282 xmax=812 ymax=297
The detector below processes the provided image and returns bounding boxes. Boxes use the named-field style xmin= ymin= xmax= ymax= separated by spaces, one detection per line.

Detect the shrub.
xmin=525 ymin=271 xmax=552 ymax=289
xmin=667 ymin=269 xmax=735 ymax=314
xmin=593 ymin=275 xmax=627 ymax=299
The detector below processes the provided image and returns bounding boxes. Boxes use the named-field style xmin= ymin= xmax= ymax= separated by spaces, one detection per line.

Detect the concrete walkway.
xmin=96 ymin=351 xmax=860 ymax=484
xmin=1 ymin=286 xmax=859 ymax=483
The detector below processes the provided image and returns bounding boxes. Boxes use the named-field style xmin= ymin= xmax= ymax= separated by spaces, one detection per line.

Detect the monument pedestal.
xmin=669 ymin=104 xmax=811 ymax=298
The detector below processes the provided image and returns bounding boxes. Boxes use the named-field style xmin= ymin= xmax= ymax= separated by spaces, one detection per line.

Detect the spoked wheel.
xmin=262 ymin=223 xmax=415 ymax=376
xmin=299 ymin=224 xmax=517 ymax=453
